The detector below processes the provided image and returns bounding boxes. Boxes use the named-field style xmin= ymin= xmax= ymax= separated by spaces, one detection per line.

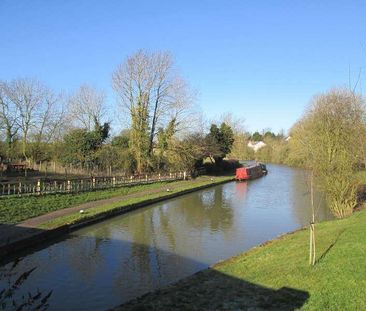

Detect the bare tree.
xmin=218 ymin=112 xmax=247 ymax=135
xmin=67 ymin=84 xmax=106 ymax=131
xmin=6 ymin=78 xmax=47 ymax=160
xmin=112 ymin=50 xmax=195 ymax=162
xmin=32 ymin=89 xmax=66 ymax=144
xmin=167 ymin=76 xmax=198 ymax=136
xmin=3 ymin=78 xmax=65 ymax=161
xmin=0 ymin=81 xmax=19 ymax=159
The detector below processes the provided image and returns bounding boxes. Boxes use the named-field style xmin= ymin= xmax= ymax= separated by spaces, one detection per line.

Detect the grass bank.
xmin=119 ymin=208 xmax=366 ymax=310
xmin=0 ymin=182 xmax=169 ymax=224
xmin=0 ymin=176 xmax=233 ymax=225
xmin=38 ymin=176 xmax=232 ymax=230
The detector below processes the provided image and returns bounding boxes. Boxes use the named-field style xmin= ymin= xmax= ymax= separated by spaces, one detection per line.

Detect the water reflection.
xmin=0 ymin=164 xmax=331 ymax=310
xmin=234 ymin=181 xmax=248 ymax=200
xmin=172 ymin=187 xmax=234 ymax=233
xmin=289 ymin=166 xmax=332 ymax=226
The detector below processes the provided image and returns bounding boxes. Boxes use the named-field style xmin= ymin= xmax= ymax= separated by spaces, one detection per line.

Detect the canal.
xmin=0 ymin=164 xmax=332 ymax=310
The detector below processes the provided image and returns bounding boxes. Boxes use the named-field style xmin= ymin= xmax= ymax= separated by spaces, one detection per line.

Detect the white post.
xmin=37 ymin=179 xmax=41 ymax=195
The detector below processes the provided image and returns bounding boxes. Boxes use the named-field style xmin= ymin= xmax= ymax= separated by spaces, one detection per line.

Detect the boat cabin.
xmin=235 ymin=164 xmax=266 ymax=181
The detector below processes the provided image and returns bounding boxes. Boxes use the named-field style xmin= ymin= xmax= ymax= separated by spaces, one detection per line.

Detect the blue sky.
xmin=1 ymin=0 xmax=366 ymax=133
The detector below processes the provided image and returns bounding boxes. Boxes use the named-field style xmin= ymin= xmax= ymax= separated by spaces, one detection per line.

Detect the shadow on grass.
xmin=316 ymin=229 xmax=346 ymax=265
xmin=117 ymin=268 xmax=309 ymax=311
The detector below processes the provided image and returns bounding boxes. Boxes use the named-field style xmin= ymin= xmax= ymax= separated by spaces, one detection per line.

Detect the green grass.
xmin=0 ymin=182 xmax=170 ymax=224
xmin=0 ymin=176 xmax=232 ymax=225
xmin=39 ymin=176 xmax=233 ymax=229
xmin=215 ymin=209 xmax=366 ymax=310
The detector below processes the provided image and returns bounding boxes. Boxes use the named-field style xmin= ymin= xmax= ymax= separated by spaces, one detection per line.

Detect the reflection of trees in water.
xmin=173 ymin=187 xmax=234 ymax=233
xmin=157 ymin=206 xmax=176 ymax=250
xmin=290 ymin=170 xmax=331 ymax=226
xmin=63 ymin=233 xmax=107 ymax=282
xmin=113 ymin=210 xmax=173 ymax=291
xmin=110 ymin=187 xmax=235 ymax=295
xmin=0 ymin=259 xmax=52 ymax=310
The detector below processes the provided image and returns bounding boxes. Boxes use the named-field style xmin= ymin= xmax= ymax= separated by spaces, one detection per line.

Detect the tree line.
xmin=0 ymin=50 xmax=237 ymax=175
xmin=253 ymin=88 xmax=366 ymax=218
xmin=1 ymin=50 xmax=365 ymax=219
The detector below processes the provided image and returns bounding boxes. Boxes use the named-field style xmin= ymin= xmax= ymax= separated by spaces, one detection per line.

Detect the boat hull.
xmin=235 ymin=164 xmax=267 ymax=181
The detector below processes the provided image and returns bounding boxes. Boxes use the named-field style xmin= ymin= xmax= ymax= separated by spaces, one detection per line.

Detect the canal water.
xmin=0 ymin=164 xmax=332 ymax=310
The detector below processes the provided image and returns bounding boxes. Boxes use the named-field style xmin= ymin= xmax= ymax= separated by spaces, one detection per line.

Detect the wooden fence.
xmin=0 ymin=172 xmax=188 ymax=197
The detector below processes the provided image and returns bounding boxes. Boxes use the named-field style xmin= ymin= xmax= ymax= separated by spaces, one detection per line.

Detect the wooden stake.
xmin=309 ymin=172 xmax=316 ymax=266
xmin=309 ymin=222 xmax=313 ymax=265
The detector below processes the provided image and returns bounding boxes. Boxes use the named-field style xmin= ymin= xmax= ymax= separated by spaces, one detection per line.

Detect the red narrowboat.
xmin=235 ymin=163 xmax=267 ymax=181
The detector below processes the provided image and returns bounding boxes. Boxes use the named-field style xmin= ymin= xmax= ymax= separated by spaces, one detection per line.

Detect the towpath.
xmin=0 ymin=176 xmax=224 ymax=255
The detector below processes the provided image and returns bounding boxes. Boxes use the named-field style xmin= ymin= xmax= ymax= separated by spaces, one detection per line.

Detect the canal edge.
xmin=0 ymin=178 xmax=234 ymax=261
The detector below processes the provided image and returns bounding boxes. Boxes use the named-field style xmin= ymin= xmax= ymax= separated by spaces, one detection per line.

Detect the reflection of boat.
xmin=235 ymin=163 xmax=267 ymax=181
xmin=235 ymin=181 xmax=248 ymax=199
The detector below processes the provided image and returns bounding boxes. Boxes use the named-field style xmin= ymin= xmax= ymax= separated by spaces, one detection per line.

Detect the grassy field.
xmin=120 ymin=208 xmax=366 ymax=310
xmin=0 ymin=182 xmax=171 ymax=224
xmin=216 ymin=209 xmax=366 ymax=310
xmin=0 ymin=176 xmax=232 ymax=225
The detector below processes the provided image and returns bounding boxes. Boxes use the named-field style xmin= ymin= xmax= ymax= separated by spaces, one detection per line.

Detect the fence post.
xmin=67 ymin=180 xmax=71 ymax=193
xmin=18 ymin=182 xmax=22 ymax=195
xmin=112 ymin=176 xmax=116 ymax=187
xmin=37 ymin=179 xmax=41 ymax=195
xmin=184 ymin=171 xmax=186 ymax=180
xmin=92 ymin=177 xmax=96 ymax=189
